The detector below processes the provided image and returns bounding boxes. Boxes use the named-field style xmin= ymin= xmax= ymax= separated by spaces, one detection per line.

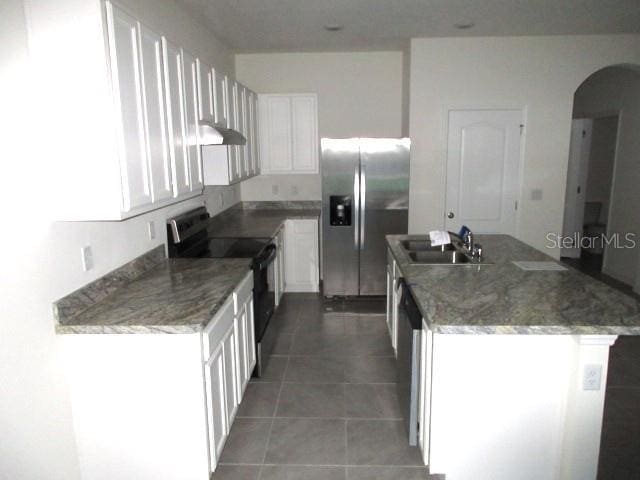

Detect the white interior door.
xmin=561 ymin=118 xmax=593 ymax=258
xmin=445 ymin=110 xmax=522 ymax=234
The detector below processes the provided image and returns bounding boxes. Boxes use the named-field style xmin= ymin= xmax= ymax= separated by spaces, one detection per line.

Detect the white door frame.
xmin=443 ymin=107 xmax=526 ymax=236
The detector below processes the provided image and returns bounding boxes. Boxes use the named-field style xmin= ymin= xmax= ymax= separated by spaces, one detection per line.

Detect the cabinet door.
xmin=226 ymin=79 xmax=239 ymax=182
xmin=278 ymin=229 xmax=286 ymax=302
xmin=222 ymin=322 xmax=239 ymax=424
xmin=204 ymin=343 xmax=227 ymax=472
xmin=245 ymin=296 xmax=256 ymax=371
xmin=419 ymin=320 xmax=433 ymax=465
xmin=106 ymin=4 xmax=151 ymax=212
xmin=162 ymin=38 xmax=189 ymax=198
xmin=240 ymin=86 xmax=250 ymax=178
xmin=284 ymin=220 xmax=319 ymax=292
xmin=235 ymin=304 xmax=249 ymax=398
xmin=212 ymin=69 xmax=227 ymax=127
xmin=138 ymin=25 xmax=173 ymax=203
xmin=291 ymin=95 xmax=318 ymax=173
xmin=247 ymin=91 xmax=257 ymax=176
xmin=259 ymin=95 xmax=292 ymax=173
xmin=234 ymin=83 xmax=246 ymax=179
xmin=252 ymin=93 xmax=260 ymax=174
xmin=182 ymin=51 xmax=203 ymax=192
xmin=196 ymin=59 xmax=214 ymax=123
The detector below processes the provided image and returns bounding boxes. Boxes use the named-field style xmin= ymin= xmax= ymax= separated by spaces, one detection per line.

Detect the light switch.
xmin=291 ymin=185 xmax=299 ymax=196
xmin=272 ymin=184 xmax=279 ymax=195
xmin=81 ymin=246 xmax=93 ymax=272
xmin=531 ymin=189 xmax=543 ymax=201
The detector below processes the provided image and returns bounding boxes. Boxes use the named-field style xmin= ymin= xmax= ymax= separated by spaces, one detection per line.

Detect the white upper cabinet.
xmin=291 ymin=96 xmax=318 ymax=173
xmin=162 ymin=38 xmax=190 ymax=198
xmin=202 ymin=80 xmax=261 ymax=186
xmin=29 ymin=0 xmax=266 ymax=219
xmin=138 ymin=25 xmax=173 ymax=204
xmin=212 ymin=68 xmax=228 ymax=127
xmin=260 ymin=95 xmax=292 ymax=173
xmin=258 ymin=94 xmax=318 ymax=174
xmin=181 ymin=50 xmax=204 ymax=193
xmin=238 ymin=84 xmax=249 ymax=178
xmin=196 ymin=58 xmax=214 ymax=123
xmin=251 ymin=93 xmax=261 ymax=175
xmin=107 ymin=4 xmax=152 ymax=212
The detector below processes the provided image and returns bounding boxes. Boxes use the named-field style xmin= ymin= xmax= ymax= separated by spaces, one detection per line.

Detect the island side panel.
xmin=558 ymin=335 xmax=617 ymax=480
xmin=60 ymin=333 xmax=210 ymax=480
xmin=428 ymin=334 xmax=578 ymax=480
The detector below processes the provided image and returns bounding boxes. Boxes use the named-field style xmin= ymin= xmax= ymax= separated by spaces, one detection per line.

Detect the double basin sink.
xmin=400 ymin=239 xmax=486 ymax=265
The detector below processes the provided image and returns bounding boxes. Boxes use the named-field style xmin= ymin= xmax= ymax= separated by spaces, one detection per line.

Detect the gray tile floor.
xmin=213 ymin=293 xmax=437 ymax=480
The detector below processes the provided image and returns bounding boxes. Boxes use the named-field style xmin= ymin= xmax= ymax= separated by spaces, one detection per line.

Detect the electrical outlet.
xmin=272 ymin=184 xmax=279 ymax=195
xmin=291 ymin=185 xmax=299 ymax=196
xmin=147 ymin=221 xmax=155 ymax=240
xmin=81 ymin=246 xmax=94 ymax=272
xmin=583 ymin=364 xmax=602 ymax=391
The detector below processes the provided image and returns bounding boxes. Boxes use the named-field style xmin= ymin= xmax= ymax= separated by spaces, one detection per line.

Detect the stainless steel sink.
xmin=407 ymin=250 xmax=472 ymax=264
xmin=400 ymin=240 xmax=456 ymax=252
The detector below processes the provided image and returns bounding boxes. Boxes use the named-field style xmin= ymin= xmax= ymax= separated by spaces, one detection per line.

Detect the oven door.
xmin=253 ymin=244 xmax=277 ymax=343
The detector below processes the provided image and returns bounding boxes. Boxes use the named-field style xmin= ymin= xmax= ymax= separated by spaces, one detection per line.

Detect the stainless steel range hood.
xmin=198 ymin=120 xmax=246 ymax=146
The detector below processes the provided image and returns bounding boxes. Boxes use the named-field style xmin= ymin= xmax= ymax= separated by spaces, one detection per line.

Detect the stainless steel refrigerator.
xmin=322 ymin=138 xmax=410 ymax=296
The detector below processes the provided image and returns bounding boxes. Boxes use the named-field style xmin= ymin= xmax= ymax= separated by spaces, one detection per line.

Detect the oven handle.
xmin=253 ymin=244 xmax=277 ymax=270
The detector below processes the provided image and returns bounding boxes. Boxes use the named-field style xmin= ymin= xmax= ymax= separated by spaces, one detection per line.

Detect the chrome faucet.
xmin=463 ymin=231 xmax=474 ymax=253
xmin=463 ymin=230 xmax=483 ymax=260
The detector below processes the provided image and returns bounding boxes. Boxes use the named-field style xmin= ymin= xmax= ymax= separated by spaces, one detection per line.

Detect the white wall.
xmin=235 ymin=51 xmax=404 ymax=201
xmin=408 ymin=35 xmax=640 ymax=257
xmin=0 ymin=0 xmax=235 ymax=478
xmin=573 ymin=67 xmax=640 ymax=286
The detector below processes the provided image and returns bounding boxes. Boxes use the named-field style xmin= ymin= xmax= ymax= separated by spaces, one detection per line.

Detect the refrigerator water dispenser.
xmin=330 ymin=195 xmax=352 ymax=226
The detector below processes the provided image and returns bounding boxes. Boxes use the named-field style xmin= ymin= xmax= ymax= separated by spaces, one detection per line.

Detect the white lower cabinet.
xmin=284 ymin=219 xmax=319 ymax=292
xmin=269 ymin=226 xmax=286 ymax=306
xmin=61 ymin=271 xmax=255 ymax=480
xmin=419 ymin=319 xmax=433 ymax=466
xmin=204 ymin=343 xmax=228 ymax=468
xmin=203 ymin=271 xmax=255 ymax=474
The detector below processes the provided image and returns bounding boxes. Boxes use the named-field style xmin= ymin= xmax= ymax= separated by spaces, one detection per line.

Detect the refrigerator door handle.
xmin=353 ymin=164 xmax=360 ymax=250
xmin=360 ymin=167 xmax=366 ymax=249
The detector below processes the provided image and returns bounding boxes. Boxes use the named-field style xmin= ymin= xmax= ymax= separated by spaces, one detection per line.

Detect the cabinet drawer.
xmin=233 ymin=271 xmax=254 ymax=314
xmin=202 ymin=294 xmax=234 ymax=360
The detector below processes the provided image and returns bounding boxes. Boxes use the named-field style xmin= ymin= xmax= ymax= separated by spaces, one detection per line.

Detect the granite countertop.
xmin=207 ymin=208 xmax=320 ymax=238
xmin=387 ymin=234 xmax=640 ymax=335
xmin=56 ymin=257 xmax=252 ymax=334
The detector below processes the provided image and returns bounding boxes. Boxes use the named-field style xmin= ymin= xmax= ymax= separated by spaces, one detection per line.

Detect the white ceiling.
xmin=177 ymin=0 xmax=640 ymax=53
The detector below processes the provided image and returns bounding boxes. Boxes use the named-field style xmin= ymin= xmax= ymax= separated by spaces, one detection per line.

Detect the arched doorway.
xmin=561 ymin=65 xmax=640 ymax=294
xmin=561 ymin=64 xmax=640 ymax=480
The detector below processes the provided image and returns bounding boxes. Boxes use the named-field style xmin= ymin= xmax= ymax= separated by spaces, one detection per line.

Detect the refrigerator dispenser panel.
xmin=330 ymin=195 xmax=352 ymax=226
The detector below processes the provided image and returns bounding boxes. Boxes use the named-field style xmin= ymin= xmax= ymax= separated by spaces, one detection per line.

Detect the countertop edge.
xmin=387 ymin=235 xmax=640 ymax=336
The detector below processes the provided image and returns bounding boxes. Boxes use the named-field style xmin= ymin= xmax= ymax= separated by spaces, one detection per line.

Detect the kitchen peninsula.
xmin=386 ymin=234 xmax=640 ymax=480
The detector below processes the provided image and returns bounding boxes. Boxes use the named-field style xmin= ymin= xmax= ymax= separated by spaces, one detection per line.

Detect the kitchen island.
xmin=386 ymin=234 xmax=640 ymax=480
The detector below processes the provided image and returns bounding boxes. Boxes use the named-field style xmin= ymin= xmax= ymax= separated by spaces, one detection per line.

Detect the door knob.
xmin=447 ymin=211 xmax=455 ymax=219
